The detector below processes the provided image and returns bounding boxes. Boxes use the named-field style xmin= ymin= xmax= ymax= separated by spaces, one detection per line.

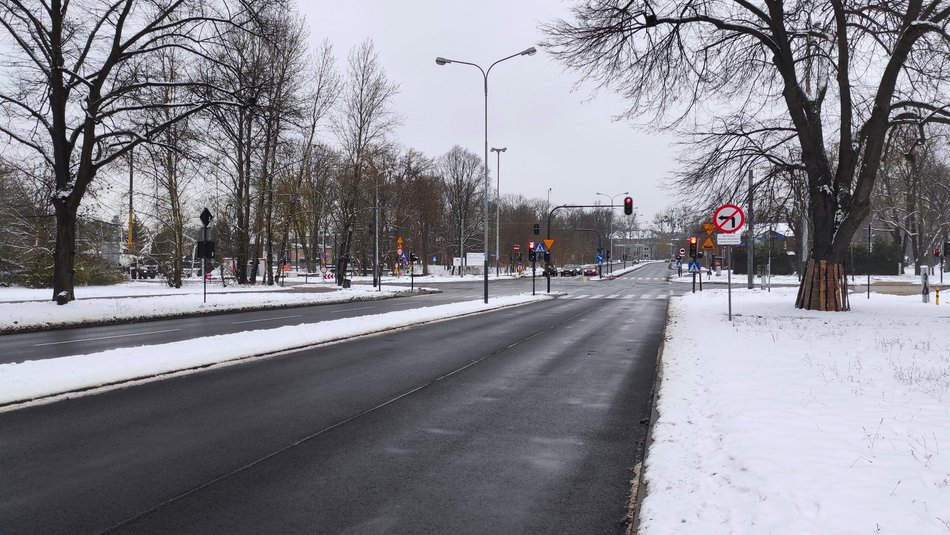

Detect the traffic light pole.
xmin=547 ymin=203 xmax=631 ymax=292
xmin=532 ymin=257 xmax=536 ymax=296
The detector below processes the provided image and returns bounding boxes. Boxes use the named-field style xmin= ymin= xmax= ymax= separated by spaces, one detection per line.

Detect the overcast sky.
xmin=300 ymin=0 xmax=679 ymax=224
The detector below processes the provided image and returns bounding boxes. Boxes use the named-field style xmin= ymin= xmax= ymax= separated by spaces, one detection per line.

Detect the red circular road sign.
xmin=513 ymin=244 xmax=521 ymax=252
xmin=713 ymin=204 xmax=745 ymax=233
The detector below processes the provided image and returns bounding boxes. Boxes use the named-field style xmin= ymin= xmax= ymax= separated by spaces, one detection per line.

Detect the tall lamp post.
xmin=596 ymin=191 xmax=629 ymax=274
xmin=436 ymin=46 xmax=537 ymax=303
xmin=491 ymin=146 xmax=507 ymax=276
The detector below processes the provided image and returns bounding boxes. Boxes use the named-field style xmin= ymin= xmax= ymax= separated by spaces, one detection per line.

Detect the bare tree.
xmin=546 ymin=0 xmax=950 ymax=311
xmin=331 ymin=39 xmax=400 ymax=283
xmin=438 ymin=146 xmax=484 ymax=273
xmin=874 ymin=126 xmax=950 ymax=273
xmin=0 ymin=161 xmax=55 ymax=284
xmin=0 ymin=0 xmax=251 ymax=301
xmin=248 ymin=8 xmax=308 ymax=285
xmin=198 ymin=2 xmax=275 ymax=285
xmin=136 ymin=48 xmax=201 ymax=288
xmin=281 ymin=41 xmax=341 ymax=274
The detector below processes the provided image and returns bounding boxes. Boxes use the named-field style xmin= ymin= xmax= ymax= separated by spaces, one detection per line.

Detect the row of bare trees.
xmin=546 ymin=0 xmax=950 ymax=311
xmin=0 ymin=0 xmax=637 ymax=299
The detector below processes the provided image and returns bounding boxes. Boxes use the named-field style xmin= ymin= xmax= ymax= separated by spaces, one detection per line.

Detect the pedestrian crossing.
xmin=627 ymin=277 xmax=668 ymax=281
xmin=562 ymin=293 xmax=669 ymax=300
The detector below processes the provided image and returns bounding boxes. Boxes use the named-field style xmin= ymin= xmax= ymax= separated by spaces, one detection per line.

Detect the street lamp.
xmin=436 ymin=46 xmax=537 ymax=303
xmin=490 ymin=147 xmax=507 ymax=276
xmin=596 ymin=191 xmax=629 ymax=274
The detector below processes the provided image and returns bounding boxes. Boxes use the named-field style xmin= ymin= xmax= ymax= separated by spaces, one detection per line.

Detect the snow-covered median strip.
xmin=0 ymin=286 xmax=421 ymax=332
xmin=1 ymin=293 xmax=550 ymax=407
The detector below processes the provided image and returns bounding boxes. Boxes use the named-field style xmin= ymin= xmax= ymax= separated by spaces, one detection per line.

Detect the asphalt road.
xmin=1 ymin=262 xmax=676 ymax=534
xmin=1 ymin=262 xmax=658 ymax=364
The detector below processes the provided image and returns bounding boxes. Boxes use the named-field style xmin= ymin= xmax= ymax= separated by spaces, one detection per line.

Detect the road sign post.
xmin=714 ymin=204 xmax=745 ymax=321
xmin=199 ymin=208 xmax=213 ymax=304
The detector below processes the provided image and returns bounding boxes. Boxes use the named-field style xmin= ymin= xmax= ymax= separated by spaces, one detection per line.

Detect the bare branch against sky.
xmin=297 ymin=0 xmax=677 ymax=221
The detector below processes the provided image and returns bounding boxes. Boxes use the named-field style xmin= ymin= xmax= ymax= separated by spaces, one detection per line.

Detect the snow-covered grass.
xmin=640 ymin=288 xmax=950 ymax=534
xmin=0 ymin=293 xmax=551 ymax=409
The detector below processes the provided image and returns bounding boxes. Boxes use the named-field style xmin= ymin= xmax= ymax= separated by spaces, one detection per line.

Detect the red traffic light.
xmin=936 ymin=248 xmax=942 ymax=257
xmin=689 ymin=236 xmax=697 ymax=245
xmin=623 ymin=196 xmax=633 ymax=215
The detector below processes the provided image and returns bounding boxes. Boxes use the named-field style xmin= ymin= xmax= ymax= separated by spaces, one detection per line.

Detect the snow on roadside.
xmin=0 ymin=294 xmax=551 ymax=408
xmin=640 ymin=288 xmax=950 ymax=534
xmin=0 ymin=285 xmax=420 ymax=332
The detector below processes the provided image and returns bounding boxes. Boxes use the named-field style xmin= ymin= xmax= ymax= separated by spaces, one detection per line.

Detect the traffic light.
xmin=935 ymin=247 xmax=942 ymax=257
xmin=533 ymin=223 xmax=540 ymax=235
xmin=688 ymin=236 xmax=697 ymax=258
xmin=196 ymin=240 xmax=215 ymax=260
xmin=544 ymin=251 xmax=551 ymax=264
xmin=624 ymin=196 xmax=633 ymax=215
xmin=528 ymin=242 xmax=537 ymax=262
xmin=409 ymin=251 xmax=419 ymax=263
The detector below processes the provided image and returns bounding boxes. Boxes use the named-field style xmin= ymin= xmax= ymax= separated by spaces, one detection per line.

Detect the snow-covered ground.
xmin=6 ymin=262 xmax=945 ymax=530
xmin=640 ymin=287 xmax=950 ymax=534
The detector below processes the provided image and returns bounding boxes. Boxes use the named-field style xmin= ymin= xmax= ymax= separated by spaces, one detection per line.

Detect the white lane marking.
xmin=33 ymin=328 xmax=182 ymax=347
xmin=231 ymin=314 xmax=303 ymax=325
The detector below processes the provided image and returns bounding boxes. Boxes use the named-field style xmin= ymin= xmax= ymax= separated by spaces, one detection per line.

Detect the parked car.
xmin=129 ymin=256 xmax=160 ymax=279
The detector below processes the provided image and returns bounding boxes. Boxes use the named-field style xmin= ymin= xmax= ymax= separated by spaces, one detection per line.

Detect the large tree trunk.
xmin=795 ymin=258 xmax=850 ymax=311
xmin=51 ymin=202 xmax=77 ymax=302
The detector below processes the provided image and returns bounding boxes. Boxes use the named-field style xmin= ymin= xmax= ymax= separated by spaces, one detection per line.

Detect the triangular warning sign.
xmin=703 ymin=222 xmax=716 ymax=236
xmin=543 ymin=239 xmax=555 ymax=249
xmin=702 ymin=237 xmax=715 ymax=249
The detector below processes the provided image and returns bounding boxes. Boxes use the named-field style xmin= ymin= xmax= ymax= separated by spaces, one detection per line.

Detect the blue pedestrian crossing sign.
xmin=534 ymin=241 xmax=547 ymax=253
xmin=595 ymin=253 xmax=604 ymax=265
xmin=688 ymin=261 xmax=701 ymax=273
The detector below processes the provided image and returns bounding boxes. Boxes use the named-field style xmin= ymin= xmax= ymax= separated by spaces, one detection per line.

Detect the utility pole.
xmin=127 ymin=147 xmax=134 ymax=254
xmin=747 ymin=169 xmax=754 ymax=289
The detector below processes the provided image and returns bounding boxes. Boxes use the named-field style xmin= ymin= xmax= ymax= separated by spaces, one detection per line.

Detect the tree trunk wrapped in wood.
xmin=795 ymin=258 xmax=850 ymax=311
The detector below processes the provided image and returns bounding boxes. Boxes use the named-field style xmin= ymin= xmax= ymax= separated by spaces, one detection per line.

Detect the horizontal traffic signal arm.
xmin=546 ymin=203 xmax=632 ymax=239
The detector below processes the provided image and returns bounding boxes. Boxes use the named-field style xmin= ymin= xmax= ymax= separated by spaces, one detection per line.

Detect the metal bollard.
xmin=937 ymin=286 xmax=940 ymax=305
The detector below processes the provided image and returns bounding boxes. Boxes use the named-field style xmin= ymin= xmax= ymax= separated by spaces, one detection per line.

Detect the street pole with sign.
xmin=199 ymin=208 xmax=214 ymax=304
xmin=714 ymin=204 xmax=745 ymax=321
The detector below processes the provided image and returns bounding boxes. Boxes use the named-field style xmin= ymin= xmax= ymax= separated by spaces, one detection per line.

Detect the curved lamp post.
xmin=490 ymin=146 xmax=507 ymax=276
xmin=436 ymin=46 xmax=536 ymax=303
